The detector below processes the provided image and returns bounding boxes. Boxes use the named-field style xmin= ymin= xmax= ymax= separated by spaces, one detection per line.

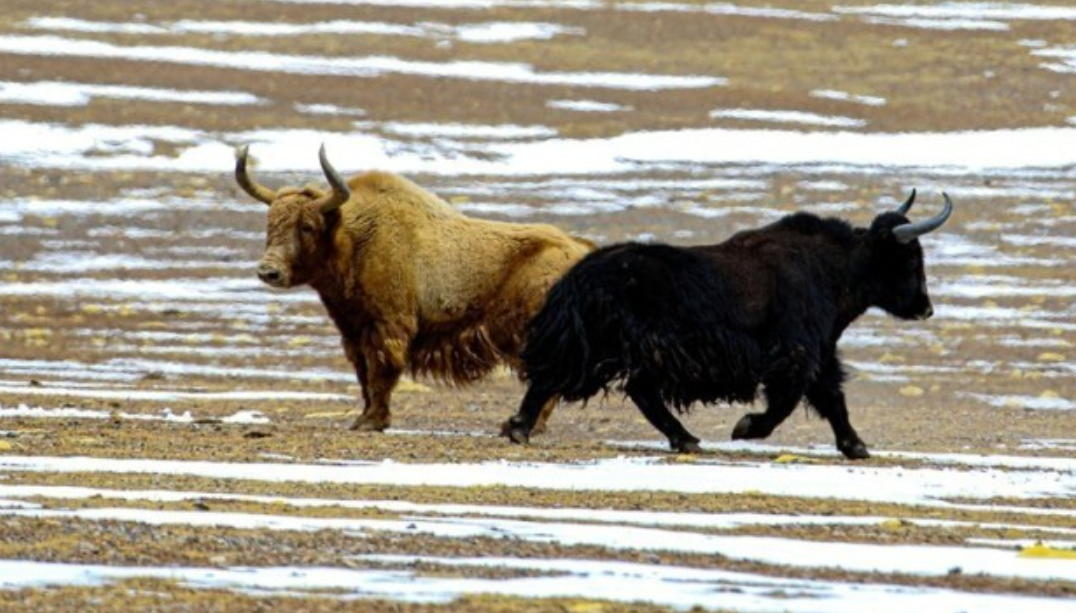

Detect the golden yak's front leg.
xmin=344 ymin=330 xmax=407 ymax=432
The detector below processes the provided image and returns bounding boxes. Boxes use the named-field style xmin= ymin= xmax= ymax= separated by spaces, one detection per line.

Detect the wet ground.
xmin=1 ymin=1 xmax=1075 ymax=611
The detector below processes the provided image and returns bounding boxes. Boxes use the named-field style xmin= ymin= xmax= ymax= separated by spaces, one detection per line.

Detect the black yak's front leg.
xmin=732 ymin=343 xmax=809 ymax=443
xmin=805 ymin=356 xmax=869 ymax=460
xmin=625 ymin=378 xmax=701 ymax=454
xmin=504 ymin=384 xmax=557 ymax=444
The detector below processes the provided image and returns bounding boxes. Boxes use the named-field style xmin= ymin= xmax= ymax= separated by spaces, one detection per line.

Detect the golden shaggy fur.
xmin=250 ymin=167 xmax=593 ymax=432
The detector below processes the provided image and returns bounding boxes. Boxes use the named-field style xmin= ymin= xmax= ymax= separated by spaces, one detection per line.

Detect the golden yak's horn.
xmin=313 ymin=144 xmax=351 ymax=214
xmin=235 ymin=145 xmax=276 ymax=205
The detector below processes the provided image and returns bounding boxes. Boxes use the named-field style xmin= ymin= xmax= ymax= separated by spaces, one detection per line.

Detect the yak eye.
xmin=300 ymin=222 xmax=316 ymax=234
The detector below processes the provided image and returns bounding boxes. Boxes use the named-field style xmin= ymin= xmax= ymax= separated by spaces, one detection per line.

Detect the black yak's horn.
xmin=896 ymin=188 xmax=916 ymax=216
xmin=314 ymin=144 xmax=351 ymax=214
xmin=893 ymin=193 xmax=953 ymax=244
xmin=235 ymin=145 xmax=276 ymax=205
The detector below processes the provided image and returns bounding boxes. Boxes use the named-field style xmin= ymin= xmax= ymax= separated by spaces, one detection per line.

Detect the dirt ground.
xmin=1 ymin=0 xmax=1075 ymax=610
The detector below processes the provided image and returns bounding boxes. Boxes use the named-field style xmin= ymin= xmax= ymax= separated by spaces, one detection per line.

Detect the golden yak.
xmin=236 ymin=145 xmax=593 ymax=433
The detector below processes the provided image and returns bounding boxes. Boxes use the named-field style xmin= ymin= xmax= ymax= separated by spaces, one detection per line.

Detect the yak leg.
xmin=806 ymin=356 xmax=869 ymax=460
xmin=625 ymin=378 xmax=701 ymax=454
xmin=349 ymin=364 xmax=401 ymax=432
xmin=531 ymin=394 xmax=559 ymax=435
xmin=732 ymin=346 xmax=808 ymax=441
xmin=347 ymin=330 xmax=408 ymax=432
xmin=504 ymin=384 xmax=557 ymax=445
xmin=501 ymin=393 xmax=558 ymax=438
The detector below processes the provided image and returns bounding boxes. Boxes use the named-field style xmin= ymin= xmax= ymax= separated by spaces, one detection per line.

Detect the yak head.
xmin=236 ymin=145 xmax=350 ymax=289
xmin=865 ymin=190 xmax=953 ymax=321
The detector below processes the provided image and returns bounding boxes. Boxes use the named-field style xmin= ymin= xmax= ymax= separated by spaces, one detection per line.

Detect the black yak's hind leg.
xmin=504 ymin=384 xmax=557 ymax=445
xmin=806 ymin=357 xmax=869 ymax=460
xmin=625 ymin=378 xmax=701 ymax=454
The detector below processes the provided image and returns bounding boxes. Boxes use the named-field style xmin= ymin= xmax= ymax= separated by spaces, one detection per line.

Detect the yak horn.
xmin=235 ymin=145 xmax=276 ymax=205
xmin=896 ymin=188 xmax=916 ymax=216
xmin=893 ymin=193 xmax=953 ymax=244
xmin=313 ymin=144 xmax=351 ymax=214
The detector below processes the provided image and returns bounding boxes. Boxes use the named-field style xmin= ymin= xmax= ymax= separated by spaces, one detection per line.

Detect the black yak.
xmin=503 ymin=191 xmax=953 ymax=459
xmin=237 ymin=145 xmax=593 ymax=433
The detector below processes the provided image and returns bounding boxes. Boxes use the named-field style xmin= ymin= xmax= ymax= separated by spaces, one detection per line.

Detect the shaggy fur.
xmin=243 ymin=157 xmax=592 ymax=432
xmin=505 ymin=199 xmax=951 ymax=459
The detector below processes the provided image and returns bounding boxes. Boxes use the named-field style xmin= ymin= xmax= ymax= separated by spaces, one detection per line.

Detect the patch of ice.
xmin=28 ymin=16 xmax=583 ymax=44
xmin=968 ymin=393 xmax=1076 ymax=411
xmin=836 ymin=3 xmax=1076 ymax=21
xmin=219 ymin=410 xmax=271 ymax=424
xmin=809 ymin=89 xmax=887 ymax=106
xmin=857 ymin=16 xmax=1009 ymax=30
xmin=293 ymin=103 xmax=366 ymax=117
xmin=622 ymin=3 xmax=835 ymax=21
xmin=0 ymin=404 xmax=194 ymax=423
xmin=11 ymin=119 xmax=1076 ymax=175
xmin=0 ymin=385 xmax=351 ymax=403
xmin=709 ymin=108 xmax=867 ymax=128
xmin=0 ymin=80 xmax=261 ymax=107
xmin=382 ymin=122 xmax=556 ymax=139
xmin=15 ymin=253 xmax=247 ymax=273
xmin=0 ymin=357 xmax=349 ymax=384
xmin=452 ymin=21 xmax=583 ymax=43
xmin=0 ymin=555 xmax=1071 ymax=612
xmin=4 ymin=506 xmax=1076 ymax=582
xmin=1 ymin=454 xmax=1073 ymax=506
xmin=0 ymin=35 xmax=725 ymax=91
xmin=546 ymin=99 xmax=631 ymax=113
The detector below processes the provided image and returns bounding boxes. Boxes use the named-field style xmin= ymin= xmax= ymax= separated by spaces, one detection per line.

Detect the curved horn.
xmin=896 ymin=188 xmax=916 ymax=216
xmin=313 ymin=144 xmax=351 ymax=215
xmin=235 ymin=145 xmax=276 ymax=205
xmin=892 ymin=193 xmax=953 ymax=244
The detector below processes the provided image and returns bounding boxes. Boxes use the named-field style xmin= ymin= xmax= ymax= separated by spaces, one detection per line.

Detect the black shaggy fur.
xmin=505 ymin=199 xmax=948 ymax=460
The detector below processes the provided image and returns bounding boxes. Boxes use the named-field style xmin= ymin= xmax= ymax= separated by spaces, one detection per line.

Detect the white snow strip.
xmin=546 ymin=99 xmax=631 ymax=112
xmin=1 ymin=555 xmax=1071 ymax=612
xmin=0 ymin=385 xmax=351 ymax=403
xmin=381 ymin=122 xmax=556 ymax=139
xmin=858 ymin=16 xmax=1010 ymax=30
xmin=0 ymin=404 xmax=272 ymax=424
xmin=709 ymin=108 xmax=867 ymax=128
xmin=0 ymin=35 xmax=725 ymax=91
xmin=25 ymin=17 xmax=582 ymax=44
xmin=0 ymin=277 xmax=314 ymax=303
xmin=0 ymin=404 xmax=194 ymax=422
xmin=3 ymin=506 xmax=1075 ymax=582
xmin=293 ymin=103 xmax=366 ymax=116
xmin=0 ymin=80 xmax=261 ymax=107
xmin=0 ymin=357 xmax=350 ymax=384
xmin=3 ymin=483 xmax=1073 ymax=537
xmin=0 ymin=455 xmax=1073 ymax=506
xmin=11 ymin=119 xmax=1076 ymax=174
xmin=810 ymin=89 xmax=887 ymax=106
xmin=622 ymin=2 xmax=835 ymax=21
xmin=835 ymin=3 xmax=1076 ymax=21
xmin=968 ymin=393 xmax=1076 ymax=411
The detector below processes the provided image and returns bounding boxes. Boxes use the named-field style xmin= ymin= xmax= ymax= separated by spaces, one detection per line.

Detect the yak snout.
xmin=257 ymin=262 xmax=289 ymax=288
xmin=917 ymin=303 xmax=934 ymax=321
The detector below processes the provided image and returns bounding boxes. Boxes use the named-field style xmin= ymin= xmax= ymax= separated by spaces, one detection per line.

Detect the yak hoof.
xmin=506 ymin=427 xmax=531 ymax=445
xmin=348 ymin=414 xmax=390 ymax=432
xmin=840 ymin=440 xmax=871 ymax=460
xmin=500 ymin=418 xmax=546 ymax=438
xmin=673 ymin=439 xmax=702 ymax=454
